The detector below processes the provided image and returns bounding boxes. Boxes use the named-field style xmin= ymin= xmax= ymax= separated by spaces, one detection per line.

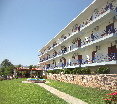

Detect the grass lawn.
xmin=46 ymin=79 xmax=112 ymax=104
xmin=0 ymin=78 xmax=67 ymax=104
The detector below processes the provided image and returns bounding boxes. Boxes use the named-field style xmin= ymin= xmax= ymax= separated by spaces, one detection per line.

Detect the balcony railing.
xmin=70 ymin=28 xmax=116 ymax=51
xmin=69 ymin=53 xmax=117 ymax=67
xmin=71 ymin=4 xmax=117 ymax=36
xmin=80 ymin=3 xmax=117 ymax=30
xmin=39 ymin=3 xmax=117 ymax=60
xmin=46 ymin=53 xmax=117 ymax=69
xmin=40 ymin=29 xmax=116 ymax=63
xmin=40 ymin=4 xmax=117 ymax=57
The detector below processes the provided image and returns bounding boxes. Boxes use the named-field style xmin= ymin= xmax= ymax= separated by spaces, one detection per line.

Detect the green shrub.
xmin=64 ymin=68 xmax=74 ymax=74
xmin=47 ymin=70 xmax=52 ymax=74
xmin=74 ymin=67 xmax=91 ymax=74
xmin=47 ymin=69 xmax=64 ymax=74
xmin=82 ymin=68 xmax=91 ymax=74
xmin=95 ymin=67 xmax=110 ymax=74
xmin=54 ymin=69 xmax=59 ymax=74
xmin=47 ymin=68 xmax=91 ymax=74
xmin=73 ymin=67 xmax=82 ymax=74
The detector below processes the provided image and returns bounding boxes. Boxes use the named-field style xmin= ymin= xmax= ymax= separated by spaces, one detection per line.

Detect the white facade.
xmin=38 ymin=0 xmax=117 ymax=73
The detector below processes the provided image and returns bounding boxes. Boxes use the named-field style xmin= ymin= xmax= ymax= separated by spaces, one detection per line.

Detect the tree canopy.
xmin=0 ymin=59 xmax=14 ymax=76
xmin=29 ymin=65 xmax=33 ymax=69
xmin=15 ymin=64 xmax=22 ymax=68
xmin=1 ymin=59 xmax=13 ymax=68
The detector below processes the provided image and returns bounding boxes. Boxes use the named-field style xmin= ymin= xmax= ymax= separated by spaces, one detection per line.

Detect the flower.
xmin=107 ymin=92 xmax=117 ymax=95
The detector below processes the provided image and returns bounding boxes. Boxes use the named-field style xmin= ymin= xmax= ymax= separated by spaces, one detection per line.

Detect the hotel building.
xmin=38 ymin=0 xmax=117 ymax=73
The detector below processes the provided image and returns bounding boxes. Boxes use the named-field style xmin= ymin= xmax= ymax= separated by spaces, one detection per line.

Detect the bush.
xmin=0 ymin=76 xmax=4 ymax=81
xmin=47 ymin=70 xmax=54 ymax=74
xmin=95 ymin=67 xmax=110 ymax=74
xmin=73 ymin=68 xmax=82 ymax=74
xmin=73 ymin=67 xmax=91 ymax=74
xmin=47 ymin=69 xmax=64 ymax=74
xmin=64 ymin=68 xmax=74 ymax=74
xmin=82 ymin=68 xmax=91 ymax=74
xmin=47 ymin=68 xmax=91 ymax=74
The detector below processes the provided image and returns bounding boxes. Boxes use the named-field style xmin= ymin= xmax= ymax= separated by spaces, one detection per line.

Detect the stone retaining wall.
xmin=47 ymin=74 xmax=117 ymax=91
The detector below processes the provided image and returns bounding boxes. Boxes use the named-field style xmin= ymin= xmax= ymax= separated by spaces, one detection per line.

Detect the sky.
xmin=0 ymin=0 xmax=93 ymax=66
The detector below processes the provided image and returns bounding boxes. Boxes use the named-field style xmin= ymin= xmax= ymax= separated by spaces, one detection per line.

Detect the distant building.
xmin=38 ymin=0 xmax=117 ymax=73
xmin=16 ymin=67 xmax=43 ymax=78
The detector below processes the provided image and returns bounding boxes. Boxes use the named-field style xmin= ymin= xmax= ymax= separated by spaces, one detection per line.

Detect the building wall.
xmin=39 ymin=0 xmax=117 ymax=73
xmin=87 ymin=65 xmax=117 ymax=74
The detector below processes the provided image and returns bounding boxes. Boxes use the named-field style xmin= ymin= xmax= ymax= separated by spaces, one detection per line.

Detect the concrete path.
xmin=36 ymin=83 xmax=88 ymax=104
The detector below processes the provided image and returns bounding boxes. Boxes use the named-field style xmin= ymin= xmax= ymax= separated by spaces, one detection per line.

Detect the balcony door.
xmin=77 ymin=38 xmax=81 ymax=47
xmin=108 ymin=45 xmax=117 ymax=60
xmin=63 ymin=58 xmax=66 ymax=66
xmin=92 ymin=51 xmax=97 ymax=63
xmin=53 ymin=60 xmax=56 ymax=68
xmin=61 ymin=57 xmax=66 ymax=67
xmin=78 ymin=55 xmax=82 ymax=65
xmin=106 ymin=23 xmax=115 ymax=34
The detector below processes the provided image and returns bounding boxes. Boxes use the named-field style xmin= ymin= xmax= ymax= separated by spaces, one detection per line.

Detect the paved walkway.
xmin=36 ymin=83 xmax=88 ymax=104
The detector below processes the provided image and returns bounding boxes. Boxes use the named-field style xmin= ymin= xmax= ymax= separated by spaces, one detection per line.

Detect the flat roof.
xmin=16 ymin=67 xmax=43 ymax=71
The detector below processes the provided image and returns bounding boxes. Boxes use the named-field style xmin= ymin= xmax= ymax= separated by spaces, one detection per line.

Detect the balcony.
xmin=71 ymin=7 xmax=117 ymax=35
xmin=38 ymin=52 xmax=44 ymax=57
xmin=69 ymin=29 xmax=117 ymax=52
xmin=47 ymin=53 xmax=117 ymax=70
xmin=53 ymin=42 xmax=57 ymax=48
xmin=39 ymin=8 xmax=117 ymax=58
xmin=39 ymin=2 xmax=117 ymax=60
xmin=39 ymin=31 xmax=117 ymax=64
